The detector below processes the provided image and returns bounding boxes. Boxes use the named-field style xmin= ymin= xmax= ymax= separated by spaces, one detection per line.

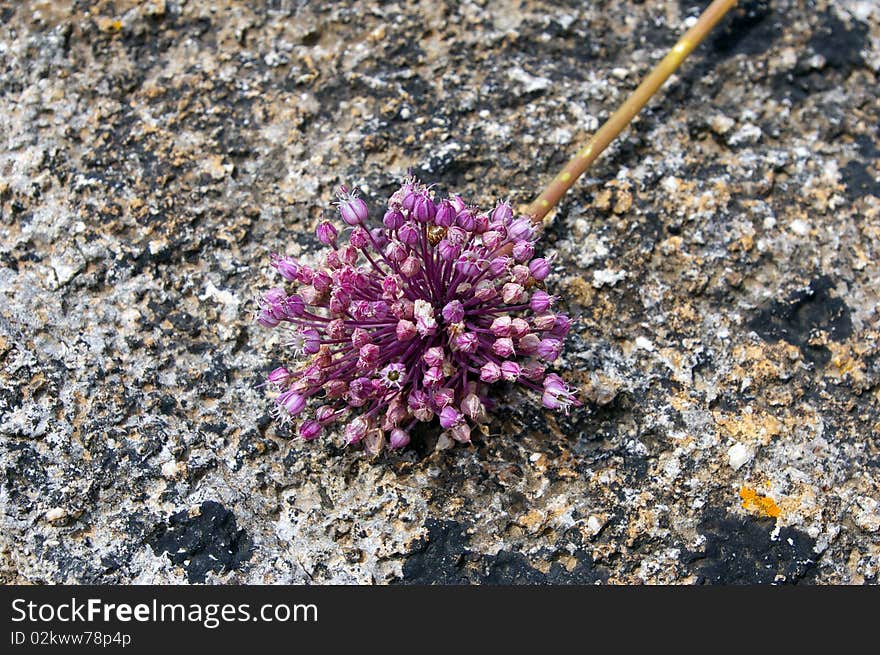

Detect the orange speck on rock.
xmin=740 ymin=486 xmax=781 ymax=518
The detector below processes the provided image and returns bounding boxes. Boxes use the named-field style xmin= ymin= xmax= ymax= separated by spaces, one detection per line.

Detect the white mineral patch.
xmin=635 ymin=336 xmax=655 ymax=351
xmin=507 ymin=67 xmax=552 ymax=93
xmin=727 ymin=443 xmax=754 ymax=470
xmin=789 ymin=219 xmax=811 ymax=236
xmin=592 ymin=268 xmax=626 ymax=288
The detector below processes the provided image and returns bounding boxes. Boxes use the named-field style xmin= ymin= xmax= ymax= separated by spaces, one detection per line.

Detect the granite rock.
xmin=1 ymin=0 xmax=878 ymax=584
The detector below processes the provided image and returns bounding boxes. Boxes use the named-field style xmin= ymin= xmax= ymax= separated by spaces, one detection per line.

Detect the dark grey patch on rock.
xmin=401 ymin=519 xmax=604 ymax=585
xmin=148 ymin=501 xmax=253 ymax=583
xmin=771 ymin=10 xmax=869 ymax=103
xmin=483 ymin=549 xmax=604 ymax=585
xmin=686 ymin=510 xmax=818 ymax=584
xmin=400 ymin=519 xmax=470 ymax=584
xmin=841 ymin=160 xmax=879 ymax=201
xmin=748 ymin=276 xmax=853 ymax=365
xmin=705 ymin=0 xmax=780 ymax=58
xmin=808 ymin=11 xmax=867 ymax=72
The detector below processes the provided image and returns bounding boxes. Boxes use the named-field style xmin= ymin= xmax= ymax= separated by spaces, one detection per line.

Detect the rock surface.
xmin=1 ymin=0 xmax=878 ymax=584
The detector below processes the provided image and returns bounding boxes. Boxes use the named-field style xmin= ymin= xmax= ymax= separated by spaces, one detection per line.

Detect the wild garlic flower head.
xmin=258 ymin=178 xmax=579 ymax=452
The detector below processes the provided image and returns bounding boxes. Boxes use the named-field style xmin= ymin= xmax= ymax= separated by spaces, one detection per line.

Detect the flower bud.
xmin=408 ymin=389 xmax=434 ymax=422
xmin=479 ymin=361 xmax=502 ymax=383
xmin=389 ymin=428 xmax=411 ymax=450
xmin=488 ymin=256 xmax=510 ymax=277
xmin=299 ymin=285 xmax=319 ymax=305
xmin=340 ymin=245 xmax=359 ymax=266
xmin=442 ymin=300 xmax=464 ymax=324
xmin=531 ymin=312 xmax=556 ymax=331
xmin=316 ymin=221 xmax=338 ymax=246
xmin=537 ymin=338 xmax=562 ymax=361
xmin=446 ymin=226 xmax=468 ymax=245
xmin=438 ymin=239 xmax=461 ymax=262
xmin=511 ymin=265 xmax=530 ymax=284
xmin=449 ymin=195 xmax=467 ymax=213
xmin=456 ymin=209 xmax=476 ymax=231
xmin=350 ymin=227 xmax=369 ymax=249
xmin=551 ymin=314 xmax=572 ymax=337
xmin=521 ymin=360 xmax=546 ymax=381
xmin=316 ymin=406 xmax=337 ymax=424
xmin=473 ymin=280 xmax=496 ymax=301
xmin=490 ymin=315 xmax=512 ymax=337
xmin=413 ymin=194 xmax=436 ymax=223
xmin=432 ymin=387 xmax=455 ymax=408
xmin=455 ymin=251 xmax=481 ymax=277
xmin=512 ymin=240 xmax=534 ymax=262
xmin=482 ymin=230 xmax=504 ymax=250
xmin=351 ymin=327 xmax=371 ymax=348
xmin=385 ymin=240 xmax=407 ymax=263
xmin=424 ymin=366 xmax=444 ymax=387
xmin=271 ymin=254 xmax=299 ymax=281
xmin=313 ymin=270 xmax=332 ymax=292
xmin=518 ymin=333 xmax=540 ymax=355
xmin=299 ymin=420 xmax=322 ymax=441
xmin=500 ymin=361 xmax=521 ymax=381
xmin=492 ymin=337 xmax=515 ymax=358
xmin=396 ymin=319 xmax=417 ymax=341
xmin=267 ymin=366 xmax=291 ymax=387
xmin=329 ymin=289 xmax=350 ymax=314
xmin=449 ymin=423 xmax=472 ymax=443
xmin=530 ymin=290 xmax=552 ymax=313
xmin=455 ymin=332 xmax=478 ymax=353
xmin=363 ymin=429 xmax=386 ymax=456
xmin=502 ymin=282 xmax=525 ymax=304
xmin=508 ymin=217 xmax=534 ymax=241
xmin=435 ymin=200 xmax=457 ymax=227
xmin=401 ymin=255 xmax=421 ymax=278
xmin=491 ymin=201 xmax=513 ymax=224
xmin=338 ymin=190 xmax=368 ymax=226
xmin=423 ymin=346 xmax=445 ymax=367
xmin=383 ymin=208 xmax=405 ymax=229
xmin=529 ymin=257 xmax=551 ymax=280
xmin=324 ymin=379 xmax=348 ymax=398
xmin=461 ymin=393 xmax=486 ymax=422
xmin=439 ymin=406 xmax=463 ymax=429
xmin=327 ymin=318 xmax=346 ymax=340
xmin=398 ymin=222 xmax=420 ymax=245
xmin=344 ymin=417 xmax=368 ymax=444
xmin=276 ymin=390 xmax=306 ymax=416
xmin=324 ymin=250 xmax=342 ymax=269
xmin=510 ymin=317 xmax=530 ymax=337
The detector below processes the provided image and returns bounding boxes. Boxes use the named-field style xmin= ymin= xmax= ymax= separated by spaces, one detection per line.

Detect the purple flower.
xmin=383 ymin=208 xmax=405 ymax=229
xmin=480 ymin=361 xmax=502 ymax=383
xmin=266 ymin=366 xmax=291 ymax=387
xmin=541 ymin=374 xmax=579 ymax=414
xmin=389 ymin=428 xmax=410 ymax=449
xmin=336 ymin=186 xmax=368 ymax=225
xmin=529 ymin=257 xmax=551 ymax=281
xmin=271 ymin=254 xmax=300 ymax=281
xmin=530 ymin=290 xmax=554 ymax=313
xmin=439 ymin=406 xmax=463 ymax=429
xmin=442 ymin=300 xmax=465 ymax=324
xmin=299 ymin=420 xmax=322 ymax=441
xmin=316 ymin=222 xmax=338 ymax=246
xmin=259 ymin=176 xmax=578 ymax=449
xmin=435 ymin=200 xmax=457 ymax=227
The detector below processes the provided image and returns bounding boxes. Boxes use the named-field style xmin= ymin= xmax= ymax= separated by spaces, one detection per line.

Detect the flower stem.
xmin=526 ymin=0 xmax=738 ymax=224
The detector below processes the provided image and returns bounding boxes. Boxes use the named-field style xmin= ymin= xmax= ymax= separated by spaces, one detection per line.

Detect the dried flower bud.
xmin=316 ymin=221 xmax=338 ymax=246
